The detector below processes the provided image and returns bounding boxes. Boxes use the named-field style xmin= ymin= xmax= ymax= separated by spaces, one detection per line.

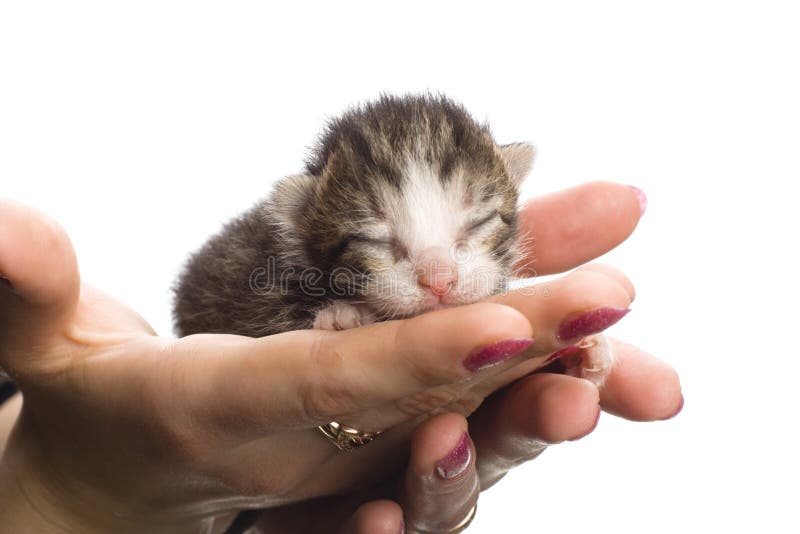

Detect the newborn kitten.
xmin=172 ymin=94 xmax=613 ymax=386
xmin=174 ymin=95 xmax=533 ymax=337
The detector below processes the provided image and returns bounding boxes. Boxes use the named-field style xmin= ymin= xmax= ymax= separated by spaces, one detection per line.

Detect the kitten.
xmin=172 ymin=94 xmax=613 ymax=386
xmin=173 ymin=94 xmax=534 ymax=337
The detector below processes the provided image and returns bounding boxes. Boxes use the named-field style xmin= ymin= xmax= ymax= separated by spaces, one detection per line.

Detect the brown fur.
xmin=173 ymin=94 xmax=532 ymax=337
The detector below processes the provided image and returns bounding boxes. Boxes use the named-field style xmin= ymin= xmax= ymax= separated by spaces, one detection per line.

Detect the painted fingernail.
xmin=661 ymin=394 xmax=684 ymax=420
xmin=464 ymin=338 xmax=534 ymax=372
xmin=628 ymin=185 xmax=648 ymax=215
xmin=557 ymin=307 xmax=630 ymax=342
xmin=436 ymin=432 xmax=472 ymax=480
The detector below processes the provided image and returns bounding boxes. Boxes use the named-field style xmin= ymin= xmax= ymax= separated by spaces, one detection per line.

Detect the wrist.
xmin=0 ymin=425 xmax=209 ymax=534
xmin=0 ymin=463 xmax=211 ymax=534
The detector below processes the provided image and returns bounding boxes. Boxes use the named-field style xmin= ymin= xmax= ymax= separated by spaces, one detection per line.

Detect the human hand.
xmin=0 ymin=184 xmax=643 ymax=533
xmin=248 ymin=182 xmax=681 ymax=533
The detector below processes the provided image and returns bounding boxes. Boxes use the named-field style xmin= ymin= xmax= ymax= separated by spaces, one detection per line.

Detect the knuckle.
xmin=394 ymin=387 xmax=459 ymax=418
xmin=395 ymin=320 xmax=460 ymax=388
xmin=405 ymin=351 xmax=458 ymax=389
xmin=300 ymin=336 xmax=361 ymax=421
xmin=301 ymin=378 xmax=360 ymax=422
xmin=444 ymin=395 xmax=484 ymax=418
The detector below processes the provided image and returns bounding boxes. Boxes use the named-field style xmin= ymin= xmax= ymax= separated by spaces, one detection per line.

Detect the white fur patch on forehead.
xmin=380 ymin=158 xmax=471 ymax=255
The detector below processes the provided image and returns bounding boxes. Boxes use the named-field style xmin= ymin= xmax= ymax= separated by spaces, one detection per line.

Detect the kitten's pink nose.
xmin=416 ymin=248 xmax=457 ymax=296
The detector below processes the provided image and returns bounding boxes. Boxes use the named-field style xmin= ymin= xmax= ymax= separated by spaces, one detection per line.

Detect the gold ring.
xmin=317 ymin=421 xmax=382 ymax=452
xmin=417 ymin=504 xmax=477 ymax=534
xmin=446 ymin=504 xmax=477 ymax=533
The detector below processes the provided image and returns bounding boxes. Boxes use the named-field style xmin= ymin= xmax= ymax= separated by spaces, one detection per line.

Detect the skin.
xmin=0 ymin=182 xmax=682 ymax=533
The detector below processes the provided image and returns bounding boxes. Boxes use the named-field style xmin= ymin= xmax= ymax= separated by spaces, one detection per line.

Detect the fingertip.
xmin=515 ymin=181 xmax=643 ymax=276
xmin=402 ymin=415 xmax=479 ymax=533
xmin=627 ymin=185 xmax=648 ymax=215
xmin=409 ymin=413 xmax=470 ymax=479
xmin=0 ymin=198 xmax=79 ymax=309
xmin=588 ymin=180 xmax=645 ymax=223
xmin=576 ymin=263 xmax=636 ymax=302
xmin=344 ymin=500 xmax=404 ymax=534
xmin=496 ymin=268 xmax=633 ymax=351
xmin=601 ymin=340 xmax=683 ymax=421
xmin=520 ymin=373 xmax=600 ymax=443
xmin=398 ymin=303 xmax=534 ymax=379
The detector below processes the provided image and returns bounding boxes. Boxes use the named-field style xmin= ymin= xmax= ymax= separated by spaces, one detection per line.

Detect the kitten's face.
xmin=276 ymin=95 xmax=534 ymax=320
xmin=330 ymin=158 xmax=521 ymax=319
xmin=295 ymin=144 xmax=532 ymax=320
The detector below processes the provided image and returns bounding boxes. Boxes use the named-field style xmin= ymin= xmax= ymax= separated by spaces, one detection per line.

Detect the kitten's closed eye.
xmin=465 ymin=210 xmax=500 ymax=233
xmin=350 ymin=234 xmax=394 ymax=247
xmin=345 ymin=233 xmax=409 ymax=259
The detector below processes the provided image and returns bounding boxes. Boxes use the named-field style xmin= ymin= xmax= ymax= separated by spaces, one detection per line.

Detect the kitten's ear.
xmin=498 ymin=142 xmax=536 ymax=184
xmin=270 ymin=173 xmax=316 ymax=227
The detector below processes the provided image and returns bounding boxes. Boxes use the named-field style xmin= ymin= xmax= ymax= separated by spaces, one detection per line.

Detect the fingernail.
xmin=464 ymin=338 xmax=534 ymax=372
xmin=628 ymin=185 xmax=648 ymax=215
xmin=557 ymin=307 xmax=630 ymax=343
xmin=661 ymin=394 xmax=684 ymax=420
xmin=398 ymin=520 xmax=405 ymax=534
xmin=436 ymin=432 xmax=472 ymax=479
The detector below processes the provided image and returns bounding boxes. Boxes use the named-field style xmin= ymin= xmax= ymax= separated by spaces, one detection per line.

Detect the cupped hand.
xmin=0 ymin=182 xmax=664 ymax=534
xmin=249 ymin=183 xmax=681 ymax=533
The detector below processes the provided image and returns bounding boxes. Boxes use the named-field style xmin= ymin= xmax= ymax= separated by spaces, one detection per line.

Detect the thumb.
xmin=0 ymin=199 xmax=80 ymax=376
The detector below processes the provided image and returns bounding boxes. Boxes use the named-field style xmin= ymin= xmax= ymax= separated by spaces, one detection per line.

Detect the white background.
xmin=2 ymin=1 xmax=799 ymax=532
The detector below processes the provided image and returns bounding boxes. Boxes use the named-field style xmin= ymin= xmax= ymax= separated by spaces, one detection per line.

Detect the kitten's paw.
xmin=563 ymin=333 xmax=615 ymax=388
xmin=313 ymin=301 xmax=377 ymax=331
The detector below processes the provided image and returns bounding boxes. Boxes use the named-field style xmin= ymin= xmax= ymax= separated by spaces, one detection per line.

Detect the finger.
xmin=0 ymin=199 xmax=80 ymax=373
xmin=399 ymin=413 xmax=479 ymax=534
xmin=341 ymin=500 xmax=404 ymax=534
xmin=167 ymin=302 xmax=534 ymax=432
xmin=358 ymin=265 xmax=632 ymax=430
xmin=468 ymin=373 xmax=600 ymax=489
xmin=364 ymin=265 xmax=635 ymax=426
xmin=515 ymin=181 xmax=645 ymax=276
xmin=577 ymin=263 xmax=636 ymax=302
xmin=600 ymin=338 xmax=683 ymax=421
xmin=490 ymin=264 xmax=633 ymax=351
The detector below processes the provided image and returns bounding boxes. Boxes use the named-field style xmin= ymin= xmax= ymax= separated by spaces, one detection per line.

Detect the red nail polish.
xmin=436 ymin=432 xmax=472 ymax=479
xmin=464 ymin=338 xmax=534 ymax=372
xmin=557 ymin=308 xmax=630 ymax=342
xmin=628 ymin=185 xmax=648 ymax=215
